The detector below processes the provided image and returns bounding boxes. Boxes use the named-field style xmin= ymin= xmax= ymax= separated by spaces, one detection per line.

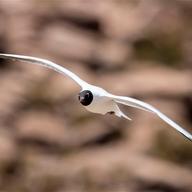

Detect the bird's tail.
xmin=115 ymin=105 xmax=132 ymax=120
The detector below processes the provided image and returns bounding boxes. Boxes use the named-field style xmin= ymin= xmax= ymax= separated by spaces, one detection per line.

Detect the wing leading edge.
xmin=0 ymin=53 xmax=88 ymax=88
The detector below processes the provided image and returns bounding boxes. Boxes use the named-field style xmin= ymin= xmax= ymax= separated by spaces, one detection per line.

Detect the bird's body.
xmin=86 ymin=96 xmax=114 ymax=115
xmin=79 ymin=85 xmax=130 ymax=119
xmin=0 ymin=53 xmax=191 ymax=141
xmin=85 ymin=93 xmax=125 ymax=117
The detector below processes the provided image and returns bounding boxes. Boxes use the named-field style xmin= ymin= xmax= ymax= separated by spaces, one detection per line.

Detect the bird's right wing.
xmin=108 ymin=94 xmax=192 ymax=141
xmin=0 ymin=53 xmax=88 ymax=88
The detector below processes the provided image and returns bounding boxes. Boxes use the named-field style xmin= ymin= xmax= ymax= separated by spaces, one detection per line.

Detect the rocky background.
xmin=0 ymin=0 xmax=192 ymax=192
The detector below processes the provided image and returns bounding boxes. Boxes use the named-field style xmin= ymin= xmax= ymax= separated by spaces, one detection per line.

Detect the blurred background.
xmin=0 ymin=0 xmax=192 ymax=191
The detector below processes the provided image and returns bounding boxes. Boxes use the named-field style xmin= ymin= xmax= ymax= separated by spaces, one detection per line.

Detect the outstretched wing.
xmin=0 ymin=53 xmax=88 ymax=88
xmin=108 ymin=94 xmax=192 ymax=141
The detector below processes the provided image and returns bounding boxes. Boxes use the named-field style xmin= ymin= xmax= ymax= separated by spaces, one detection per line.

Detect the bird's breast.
xmin=84 ymin=96 xmax=115 ymax=115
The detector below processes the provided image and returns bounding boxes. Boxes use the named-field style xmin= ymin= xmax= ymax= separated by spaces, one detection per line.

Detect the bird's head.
xmin=78 ymin=90 xmax=93 ymax=106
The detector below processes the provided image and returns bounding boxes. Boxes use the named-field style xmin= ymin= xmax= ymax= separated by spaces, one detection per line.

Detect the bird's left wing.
xmin=108 ymin=94 xmax=192 ymax=141
xmin=0 ymin=53 xmax=88 ymax=88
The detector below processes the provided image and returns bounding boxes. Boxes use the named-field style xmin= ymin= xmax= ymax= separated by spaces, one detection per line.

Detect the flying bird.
xmin=0 ymin=53 xmax=191 ymax=141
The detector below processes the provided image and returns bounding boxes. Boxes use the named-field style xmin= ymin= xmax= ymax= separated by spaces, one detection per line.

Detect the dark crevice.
xmin=85 ymin=58 xmax=125 ymax=73
xmin=60 ymin=15 xmax=101 ymax=33
xmin=85 ymin=59 xmax=104 ymax=72
xmin=182 ymin=95 xmax=192 ymax=123
xmin=36 ymin=14 xmax=102 ymax=34
xmin=136 ymin=179 xmax=188 ymax=192
xmin=83 ymin=129 xmax=123 ymax=147
xmin=17 ymin=138 xmax=70 ymax=155
xmin=0 ymin=38 xmax=11 ymax=70
xmin=1 ymin=159 xmax=23 ymax=180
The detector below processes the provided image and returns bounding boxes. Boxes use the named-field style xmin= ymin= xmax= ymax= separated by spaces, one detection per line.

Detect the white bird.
xmin=0 ymin=53 xmax=191 ymax=141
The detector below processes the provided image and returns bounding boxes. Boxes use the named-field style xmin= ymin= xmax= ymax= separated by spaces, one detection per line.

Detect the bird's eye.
xmin=78 ymin=90 xmax=93 ymax=106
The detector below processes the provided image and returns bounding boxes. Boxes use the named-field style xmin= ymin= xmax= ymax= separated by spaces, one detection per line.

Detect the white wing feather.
xmin=0 ymin=54 xmax=88 ymax=88
xmin=1 ymin=54 xmax=191 ymax=141
xmin=109 ymin=94 xmax=192 ymax=141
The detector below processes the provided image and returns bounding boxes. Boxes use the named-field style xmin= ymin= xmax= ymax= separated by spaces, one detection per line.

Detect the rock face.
xmin=0 ymin=0 xmax=192 ymax=192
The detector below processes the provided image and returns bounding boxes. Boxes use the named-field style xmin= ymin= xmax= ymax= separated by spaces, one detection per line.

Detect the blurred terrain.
xmin=0 ymin=0 xmax=192 ymax=192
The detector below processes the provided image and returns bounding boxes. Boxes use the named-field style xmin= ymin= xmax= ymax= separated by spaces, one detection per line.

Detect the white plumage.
xmin=0 ymin=53 xmax=191 ymax=141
